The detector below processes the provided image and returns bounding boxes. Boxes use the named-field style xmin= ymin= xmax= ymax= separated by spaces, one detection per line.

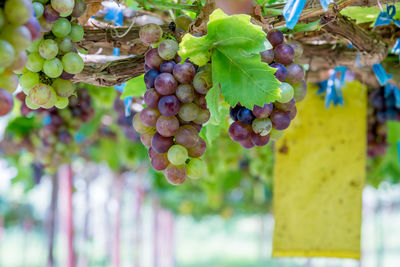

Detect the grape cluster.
xmin=0 ymin=0 xmax=41 ymax=116
xmin=228 ymin=31 xmax=307 ymax=148
xmin=367 ymin=87 xmax=400 ymax=157
xmin=133 ymin=24 xmax=209 ymax=185
xmin=20 ymin=0 xmax=86 ymax=110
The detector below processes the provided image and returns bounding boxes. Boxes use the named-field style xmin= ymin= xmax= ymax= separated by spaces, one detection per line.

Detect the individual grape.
xmin=187 ymin=137 xmax=206 ymax=158
xmin=43 ymin=58 xmax=63 ymax=78
xmin=230 ymin=104 xmax=242 ymax=121
xmin=287 ymin=105 xmax=297 ymax=120
xmin=51 ymin=0 xmax=75 ymax=16
xmin=293 ymin=80 xmax=307 ymax=102
xmin=175 ymin=125 xmax=199 ymax=148
xmin=4 ymin=0 xmax=33 ymax=25
xmin=178 ymin=103 xmax=199 ymax=122
xmin=176 ymin=84 xmax=195 ymax=103
xmin=274 ymin=44 xmax=295 ymax=65
xmin=140 ymin=107 xmax=160 ymax=127
xmin=229 ymin=121 xmax=250 ymax=142
xmin=175 ymin=15 xmax=193 ymax=31
xmin=26 ymin=52 xmax=44 ymax=72
xmin=39 ymin=17 xmax=54 ymax=33
xmin=70 ymin=23 xmax=84 ymax=42
xmin=285 ymin=63 xmax=304 ymax=84
xmin=260 ymin=49 xmax=274 ymax=64
xmin=252 ymin=103 xmax=273 ymax=118
xmin=60 ymin=71 xmax=75 ymax=80
xmin=267 ymin=30 xmax=284 ymax=47
xmin=27 ymin=40 xmax=41 ymax=53
xmin=252 ymin=118 xmax=272 ymax=136
xmin=61 ymin=52 xmax=84 ymax=74
xmin=0 ymin=89 xmax=13 ymax=116
xmin=164 ymin=165 xmax=187 ymax=185
xmin=55 ymin=96 xmax=69 ymax=109
xmin=145 ymin=48 xmax=163 ymax=70
xmin=270 ymin=128 xmax=284 ymax=140
xmin=193 ymin=108 xmax=210 ymax=124
xmin=139 ymin=23 xmax=163 ymax=45
xmin=148 ymin=147 xmax=157 ymax=159
xmin=71 ymin=0 xmax=87 ymax=18
xmin=194 ymin=94 xmax=207 ymax=109
xmin=24 ymin=17 xmax=41 ymax=41
xmin=144 ymin=69 xmax=159 ymax=89
xmin=270 ymin=62 xmax=287 ymax=82
xmin=132 ymin=113 xmax=156 ymax=134
xmin=41 ymin=86 xmax=58 ymax=109
xmin=43 ymin=4 xmax=60 ymax=23
xmin=158 ymin=39 xmax=179 ymax=60
xmin=288 ymin=40 xmax=303 ymax=59
xmin=154 ymin=73 xmax=178 ymax=95
xmin=0 ymin=40 xmax=15 ymax=68
xmin=151 ymin=152 xmax=170 ymax=171
xmin=277 ymin=82 xmax=294 ymax=103
xmin=237 ymin=107 xmax=255 ymax=125
xmin=189 ymin=122 xmax=202 ymax=132
xmin=20 ymin=71 xmax=40 ymax=93
xmin=140 ymin=133 xmax=153 ymax=147
xmin=240 ymin=137 xmax=255 ymax=149
xmin=52 ymin=18 xmax=71 ymax=38
xmin=57 ymin=37 xmax=73 ymax=53
xmin=167 ymin=145 xmax=188 ymax=166
xmin=0 ymin=70 xmax=18 ymax=93
xmin=144 ymin=64 xmax=151 ymax=72
xmin=251 ymin=132 xmax=270 ymax=146
xmin=29 ymin=83 xmax=52 ymax=106
xmin=270 ymin=110 xmax=291 ymax=130
xmin=52 ymin=78 xmax=74 ymax=97
xmin=193 ymin=71 xmax=212 ymax=94
xmin=33 ymin=2 xmax=45 ymax=18
xmin=1 ymin=25 xmax=32 ymax=51
xmin=25 ymin=95 xmax=40 ymax=110
xmin=156 ymin=115 xmax=179 ymax=137
xmin=39 ymin=39 xmax=59 ymax=59
xmin=151 ymin=132 xmax=173 ymax=153
xmin=9 ymin=50 xmax=27 ymax=71
xmin=144 ymin=88 xmax=161 ymax=108
xmin=173 ymin=62 xmax=196 ymax=84
xmin=274 ymin=98 xmax=295 ymax=111
xmin=158 ymin=95 xmax=180 ymax=117
xmin=186 ymin=158 xmax=205 ymax=179
xmin=160 ymin=61 xmax=176 ymax=74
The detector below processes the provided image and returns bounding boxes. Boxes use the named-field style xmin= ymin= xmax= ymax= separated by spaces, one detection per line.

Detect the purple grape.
xmin=140 ymin=108 xmax=160 ymax=127
xmin=144 ymin=88 xmax=161 ymax=108
xmin=154 ymin=73 xmax=178 ymax=95
xmin=251 ymin=132 xmax=270 ymax=146
xmin=229 ymin=121 xmax=250 ymax=142
xmin=194 ymin=94 xmax=207 ymax=109
xmin=252 ymin=103 xmax=273 ymax=118
xmin=189 ymin=122 xmax=202 ymax=132
xmin=158 ymin=95 xmax=181 ymax=117
xmin=43 ymin=4 xmax=60 ymax=23
xmin=145 ymin=48 xmax=164 ymax=70
xmin=25 ymin=17 xmax=41 ymax=41
xmin=270 ymin=63 xmax=287 ymax=82
xmin=139 ymin=24 xmax=163 ymax=45
xmin=151 ymin=132 xmax=173 ymax=153
xmin=160 ymin=61 xmax=176 ymax=73
xmin=267 ymin=30 xmax=284 ymax=47
xmin=140 ymin=133 xmax=153 ymax=147
xmin=175 ymin=125 xmax=199 ymax=148
xmin=144 ymin=69 xmax=159 ymax=89
xmin=193 ymin=71 xmax=212 ymax=94
xmin=144 ymin=64 xmax=151 ymax=72
xmin=237 ymin=108 xmax=255 ymax=125
xmin=270 ymin=110 xmax=291 ymax=130
xmin=164 ymin=165 xmax=187 ymax=185
xmin=240 ymin=137 xmax=255 ymax=149
xmin=156 ymin=115 xmax=179 ymax=137
xmin=288 ymin=40 xmax=303 ymax=58
xmin=230 ymin=105 xmax=242 ymax=121
xmin=274 ymin=44 xmax=295 ymax=65
xmin=287 ymin=106 xmax=297 ymax=120
xmin=173 ymin=62 xmax=196 ymax=84
xmin=285 ymin=63 xmax=304 ymax=84
xmin=187 ymin=138 xmax=206 ymax=158
xmin=60 ymin=71 xmax=75 ymax=80
xmin=260 ymin=49 xmax=274 ymax=64
xmin=274 ymin=98 xmax=295 ymax=111
xmin=176 ymin=84 xmax=195 ymax=103
xmin=151 ymin=152 xmax=170 ymax=171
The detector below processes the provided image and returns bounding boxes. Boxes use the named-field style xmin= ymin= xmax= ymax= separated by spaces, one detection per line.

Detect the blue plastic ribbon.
xmin=393 ymin=38 xmax=400 ymax=54
xmin=374 ymin=5 xmax=400 ymax=27
xmin=372 ymin=63 xmax=392 ymax=86
xmin=317 ymin=67 xmax=346 ymax=108
xmin=319 ymin=0 xmax=335 ymax=11
xmin=282 ymin=0 xmax=307 ymax=30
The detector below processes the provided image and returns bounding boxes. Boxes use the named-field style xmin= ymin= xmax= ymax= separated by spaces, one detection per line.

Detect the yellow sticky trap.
xmin=273 ymin=82 xmax=367 ymax=259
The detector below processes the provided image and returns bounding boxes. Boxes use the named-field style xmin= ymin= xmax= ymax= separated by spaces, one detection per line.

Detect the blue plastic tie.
xmin=282 ymin=0 xmax=307 ymax=30
xmin=372 ymin=63 xmax=391 ymax=86
xmin=374 ymin=5 xmax=400 ymax=27
xmin=319 ymin=0 xmax=335 ymax=11
xmin=394 ymin=86 xmax=400 ymax=108
xmin=42 ymin=115 xmax=51 ymax=126
xmin=75 ymin=132 xmax=85 ymax=143
xmin=393 ymin=38 xmax=400 ymax=54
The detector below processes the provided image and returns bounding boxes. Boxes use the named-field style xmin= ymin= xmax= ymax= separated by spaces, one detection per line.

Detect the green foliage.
xmin=120 ymin=74 xmax=147 ymax=99
xmin=5 ymin=117 xmax=38 ymax=138
xmin=83 ymin=84 xmax=117 ymax=109
xmin=341 ymin=4 xmax=400 ymax=25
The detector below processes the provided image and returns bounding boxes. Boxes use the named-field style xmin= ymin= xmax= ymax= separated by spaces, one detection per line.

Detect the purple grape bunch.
xmin=228 ymin=30 xmax=307 ymax=148
xmin=133 ymin=24 xmax=211 ymax=185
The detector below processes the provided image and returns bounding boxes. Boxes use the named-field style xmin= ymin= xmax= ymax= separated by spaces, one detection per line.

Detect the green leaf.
xmin=121 ymin=74 xmax=146 ymax=99
xmin=280 ymin=19 xmax=322 ymax=34
xmin=205 ymin=84 xmax=221 ymax=124
xmin=204 ymin=123 xmax=222 ymax=145
xmin=212 ymin=48 xmax=280 ymax=108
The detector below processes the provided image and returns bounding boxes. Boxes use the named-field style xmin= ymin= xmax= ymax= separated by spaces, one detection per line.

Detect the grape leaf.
xmin=205 ymin=84 xmax=221 ymax=124
xmin=120 ymin=74 xmax=146 ymax=99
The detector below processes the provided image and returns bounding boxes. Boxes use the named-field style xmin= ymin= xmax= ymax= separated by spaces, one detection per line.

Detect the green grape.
xmin=20 ymin=71 xmax=40 ymax=93
xmin=0 ymin=70 xmax=18 ymax=93
xmin=187 ymin=158 xmax=206 ymax=179
xmin=277 ymin=82 xmax=294 ymax=103
xmin=70 ymin=23 xmax=84 ymax=42
xmin=175 ymin=15 xmax=193 ymax=31
xmin=167 ymin=145 xmax=188 ymax=166
xmin=56 ymin=37 xmax=73 ymax=53
xmin=39 ymin=39 xmax=58 ymax=59
xmin=25 ymin=95 xmax=40 ymax=110
xmin=29 ymin=83 xmax=52 ymax=106
xmin=33 ymin=2 xmax=44 ymax=18
xmin=55 ymin=96 xmax=69 ymax=109
xmin=51 ymin=0 xmax=75 ymax=16
xmin=39 ymin=17 xmax=53 ymax=33
xmin=52 ymin=18 xmax=71 ymax=38
xmin=270 ymin=128 xmax=284 ymax=140
xmin=52 ymin=78 xmax=74 ymax=97
xmin=27 ymin=39 xmax=41 ymax=53
xmin=4 ymin=0 xmax=33 ymax=26
xmin=26 ymin=52 xmax=44 ymax=72
xmin=43 ymin=58 xmax=63 ymax=78
xmin=0 ymin=40 xmax=15 ymax=68
xmin=62 ymin=52 xmax=84 ymax=74
xmin=158 ymin=39 xmax=179 ymax=60
xmin=0 ymin=25 xmax=32 ymax=51
xmin=252 ymin=118 xmax=272 ymax=136
xmin=41 ymin=87 xmax=58 ymax=108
